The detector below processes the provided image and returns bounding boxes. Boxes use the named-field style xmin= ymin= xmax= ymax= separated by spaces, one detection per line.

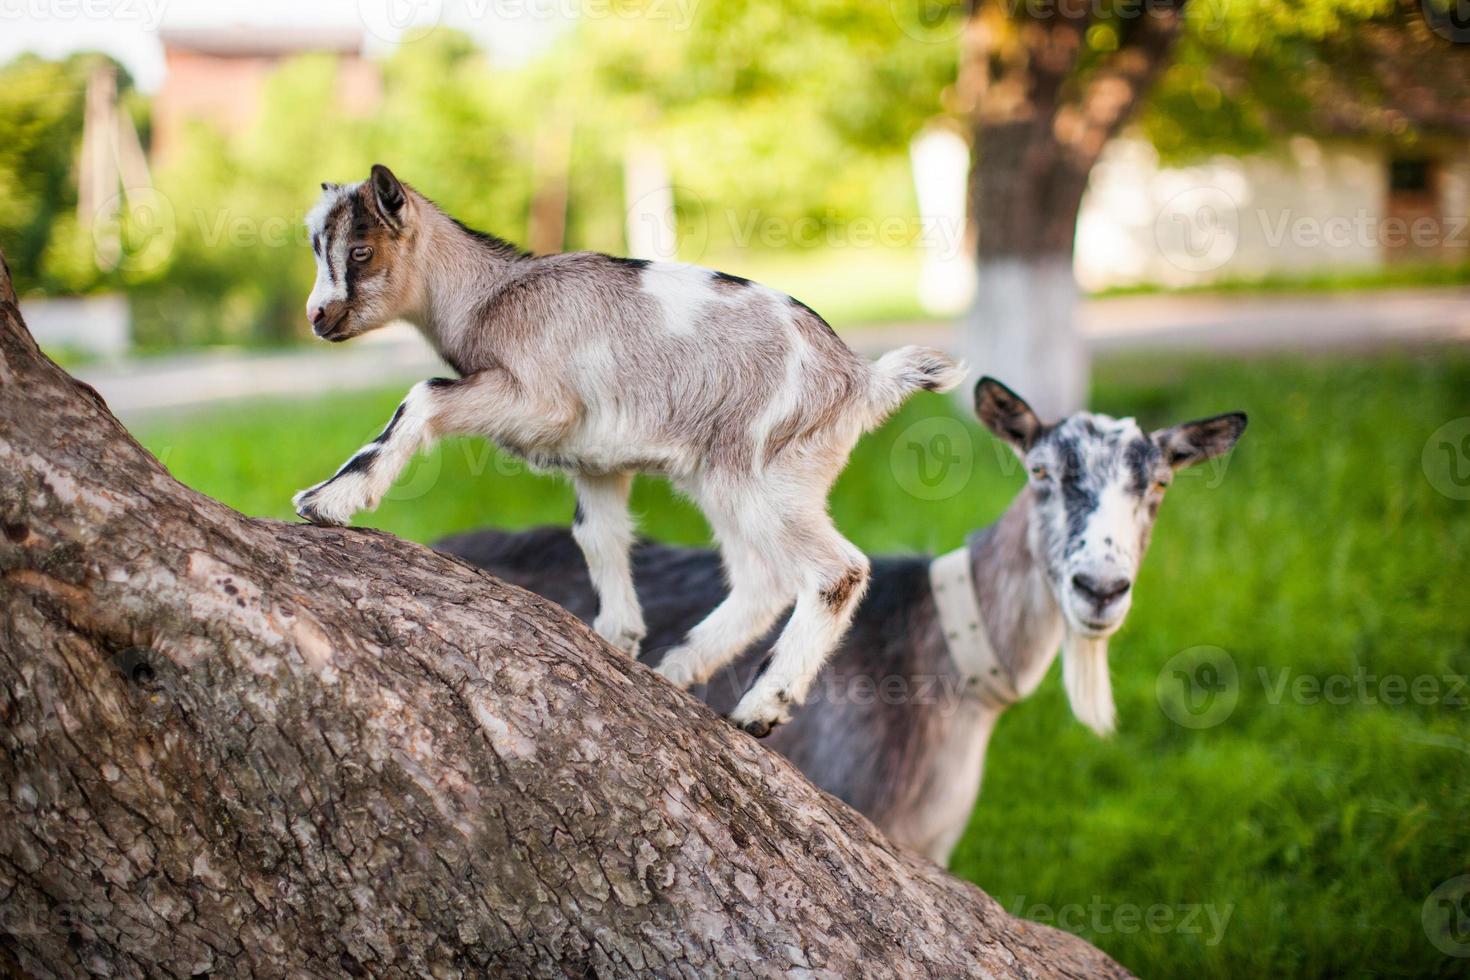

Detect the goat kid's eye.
xmin=350 ymin=245 xmax=373 ymax=263
xmin=1029 ymin=465 xmax=1048 ymax=481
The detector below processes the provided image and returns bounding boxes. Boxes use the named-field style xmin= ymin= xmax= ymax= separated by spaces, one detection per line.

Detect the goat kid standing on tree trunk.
xmin=291 ymin=164 xmax=965 ymax=735
xmin=438 ymin=378 xmax=1247 ymax=864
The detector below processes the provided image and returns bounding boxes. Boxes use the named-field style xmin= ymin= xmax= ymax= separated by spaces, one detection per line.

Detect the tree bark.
xmin=0 ymin=253 xmax=1128 ymax=977
xmin=961 ymin=0 xmax=1187 ymax=417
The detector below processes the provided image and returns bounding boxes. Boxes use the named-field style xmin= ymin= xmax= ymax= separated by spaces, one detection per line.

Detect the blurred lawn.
xmin=134 ymin=349 xmax=1470 ymax=978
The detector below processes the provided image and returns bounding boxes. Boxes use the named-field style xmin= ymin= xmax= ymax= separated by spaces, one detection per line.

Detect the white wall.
xmin=1075 ymin=136 xmax=1393 ymax=291
xmin=20 ymin=294 xmax=131 ymax=359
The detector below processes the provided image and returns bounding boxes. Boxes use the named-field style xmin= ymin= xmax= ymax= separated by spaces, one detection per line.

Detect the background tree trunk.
xmin=0 ymin=253 xmax=1128 ymax=977
xmin=961 ymin=0 xmax=1187 ymax=417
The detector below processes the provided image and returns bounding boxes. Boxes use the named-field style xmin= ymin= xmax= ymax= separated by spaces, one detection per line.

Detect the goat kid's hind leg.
xmin=729 ymin=519 xmax=870 ymax=738
xmin=572 ymin=473 xmax=644 ymax=656
xmin=656 ymin=501 xmax=796 ymax=690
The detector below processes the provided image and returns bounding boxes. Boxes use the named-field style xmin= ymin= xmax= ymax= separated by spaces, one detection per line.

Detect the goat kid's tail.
xmin=863 ymin=345 xmax=967 ymax=430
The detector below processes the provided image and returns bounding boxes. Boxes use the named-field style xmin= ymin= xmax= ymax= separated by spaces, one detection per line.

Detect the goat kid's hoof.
xmin=738 ymin=717 xmax=777 ymax=739
xmin=655 ymin=650 xmax=702 ymax=689
xmin=594 ymin=621 xmax=645 ymax=658
xmin=292 ymin=487 xmax=348 ymax=527
xmin=728 ymin=693 xmax=792 ymax=740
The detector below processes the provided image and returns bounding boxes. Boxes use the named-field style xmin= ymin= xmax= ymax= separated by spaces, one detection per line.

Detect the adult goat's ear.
xmin=974 ymin=376 xmax=1045 ymax=453
xmin=369 ymin=164 xmax=407 ymax=228
xmin=1152 ymin=412 xmax=1248 ymax=469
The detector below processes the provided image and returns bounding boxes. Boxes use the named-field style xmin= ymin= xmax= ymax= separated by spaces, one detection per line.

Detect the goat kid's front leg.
xmin=572 ymin=473 xmax=645 ymax=657
xmin=294 ymin=381 xmax=442 ymax=526
xmin=728 ymin=528 xmax=870 ymax=737
xmin=295 ymin=372 xmax=565 ymax=526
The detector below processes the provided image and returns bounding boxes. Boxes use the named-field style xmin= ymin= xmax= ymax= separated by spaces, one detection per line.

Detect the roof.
xmin=160 ymin=27 xmax=365 ymax=59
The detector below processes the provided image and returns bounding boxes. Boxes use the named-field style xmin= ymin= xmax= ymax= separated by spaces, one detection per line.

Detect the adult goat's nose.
xmin=1072 ymin=572 xmax=1131 ymax=606
xmin=309 ymin=305 xmax=328 ymax=327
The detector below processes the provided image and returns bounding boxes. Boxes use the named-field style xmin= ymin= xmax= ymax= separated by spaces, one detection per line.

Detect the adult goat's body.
xmin=292 ymin=165 xmax=963 ymax=733
xmin=437 ymin=378 xmax=1247 ymax=864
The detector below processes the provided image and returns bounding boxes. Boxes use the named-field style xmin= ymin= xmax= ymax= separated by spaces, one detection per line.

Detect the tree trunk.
xmin=962 ymin=0 xmax=1187 ymax=417
xmin=0 ymin=252 xmax=1128 ymax=977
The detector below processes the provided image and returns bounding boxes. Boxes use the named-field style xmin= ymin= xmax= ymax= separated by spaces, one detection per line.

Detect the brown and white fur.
xmin=292 ymin=164 xmax=965 ymax=735
xmin=434 ymin=377 xmax=1246 ymax=864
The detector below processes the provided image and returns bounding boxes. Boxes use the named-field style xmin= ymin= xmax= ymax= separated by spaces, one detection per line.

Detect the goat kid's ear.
xmin=369 ymin=163 xmax=407 ymax=229
xmin=1152 ymin=412 xmax=1248 ymax=469
xmin=974 ymin=376 xmax=1045 ymax=454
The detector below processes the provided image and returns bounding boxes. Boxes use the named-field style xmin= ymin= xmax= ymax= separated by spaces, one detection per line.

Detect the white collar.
xmin=929 ymin=545 xmax=1018 ymax=708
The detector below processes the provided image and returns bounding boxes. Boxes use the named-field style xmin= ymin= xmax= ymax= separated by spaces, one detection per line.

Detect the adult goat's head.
xmin=304 ymin=164 xmax=419 ymax=342
xmin=974 ymin=376 xmax=1247 ymax=734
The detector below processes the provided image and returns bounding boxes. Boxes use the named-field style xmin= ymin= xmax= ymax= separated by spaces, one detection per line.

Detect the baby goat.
xmin=435 ymin=378 xmax=1247 ymax=864
xmin=293 ymin=164 xmax=964 ymax=734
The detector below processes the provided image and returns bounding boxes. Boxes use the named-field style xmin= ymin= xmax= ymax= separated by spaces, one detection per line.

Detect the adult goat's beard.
xmin=1062 ymin=630 xmax=1116 ymax=736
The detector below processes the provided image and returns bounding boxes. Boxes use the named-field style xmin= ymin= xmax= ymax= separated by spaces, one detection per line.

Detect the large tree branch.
xmin=0 ymin=252 xmax=1129 ymax=977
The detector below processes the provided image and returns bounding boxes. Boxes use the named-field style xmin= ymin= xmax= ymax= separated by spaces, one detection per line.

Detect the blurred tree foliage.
xmin=1 ymin=0 xmax=1464 ymax=348
xmin=129 ymin=35 xmax=536 ymax=348
xmin=1143 ymin=0 xmax=1470 ymax=161
xmin=563 ymin=0 xmax=960 ymax=255
xmin=0 ymin=52 xmax=149 ymax=296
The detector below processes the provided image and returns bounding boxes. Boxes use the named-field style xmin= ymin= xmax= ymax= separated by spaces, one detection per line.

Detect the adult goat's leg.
xmin=294 ymin=371 xmax=572 ymax=526
xmin=728 ymin=515 xmax=870 ymax=737
xmin=572 ymin=472 xmax=644 ymax=656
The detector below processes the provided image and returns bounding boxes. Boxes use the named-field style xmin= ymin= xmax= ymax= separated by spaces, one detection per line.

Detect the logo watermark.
xmin=1422 ymin=0 xmax=1470 ymax=43
xmin=1157 ymin=645 xmax=1240 ymax=729
xmin=1423 ymin=418 xmax=1470 ymax=500
xmin=1155 ymin=186 xmax=1240 ymax=273
xmin=890 ymin=416 xmax=974 ymax=500
xmin=1424 ymin=874 xmax=1470 ymax=957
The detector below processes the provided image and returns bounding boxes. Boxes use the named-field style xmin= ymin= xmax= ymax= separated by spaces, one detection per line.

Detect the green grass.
xmin=1095 ymin=260 xmax=1470 ymax=299
xmin=133 ymin=350 xmax=1470 ymax=978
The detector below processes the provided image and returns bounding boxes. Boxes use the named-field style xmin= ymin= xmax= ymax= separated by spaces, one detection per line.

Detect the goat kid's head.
xmin=305 ymin=164 xmax=418 ymax=342
xmin=974 ymin=376 xmax=1247 ymax=734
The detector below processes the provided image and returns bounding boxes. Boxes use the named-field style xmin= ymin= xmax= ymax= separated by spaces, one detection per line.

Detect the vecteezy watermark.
xmin=1422 ymin=0 xmax=1470 ymax=43
xmin=1007 ymin=896 xmax=1235 ymax=947
xmin=706 ymin=667 xmax=973 ymax=714
xmin=1157 ymin=646 xmax=1469 ymax=730
xmin=1258 ymin=667 xmax=1468 ymax=708
xmin=1154 ymin=186 xmax=1241 ymax=273
xmin=1424 ymin=875 xmax=1470 ymax=957
xmin=726 ymin=211 xmax=966 ymax=257
xmin=1423 ymin=418 xmax=1470 ymax=501
xmin=383 ymin=436 xmax=537 ymax=503
xmin=890 ymin=416 xmax=974 ymax=501
xmin=1156 ymin=190 xmax=1470 ymax=274
xmin=1156 ymin=645 xmax=1240 ymax=729
xmin=1256 ymin=209 xmax=1470 ymax=252
xmin=0 ymin=0 xmax=168 ymax=29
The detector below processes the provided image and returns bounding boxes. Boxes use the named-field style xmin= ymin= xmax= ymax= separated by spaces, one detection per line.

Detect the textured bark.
xmin=961 ymin=0 xmax=1187 ymax=415
xmin=0 ymin=253 xmax=1128 ymax=979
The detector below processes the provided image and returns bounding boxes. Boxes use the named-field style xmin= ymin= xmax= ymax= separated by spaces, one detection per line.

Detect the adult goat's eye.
xmin=1154 ymin=478 xmax=1171 ymax=492
xmin=350 ymin=245 xmax=373 ymax=263
xmin=1030 ymin=464 xmax=1048 ymax=481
